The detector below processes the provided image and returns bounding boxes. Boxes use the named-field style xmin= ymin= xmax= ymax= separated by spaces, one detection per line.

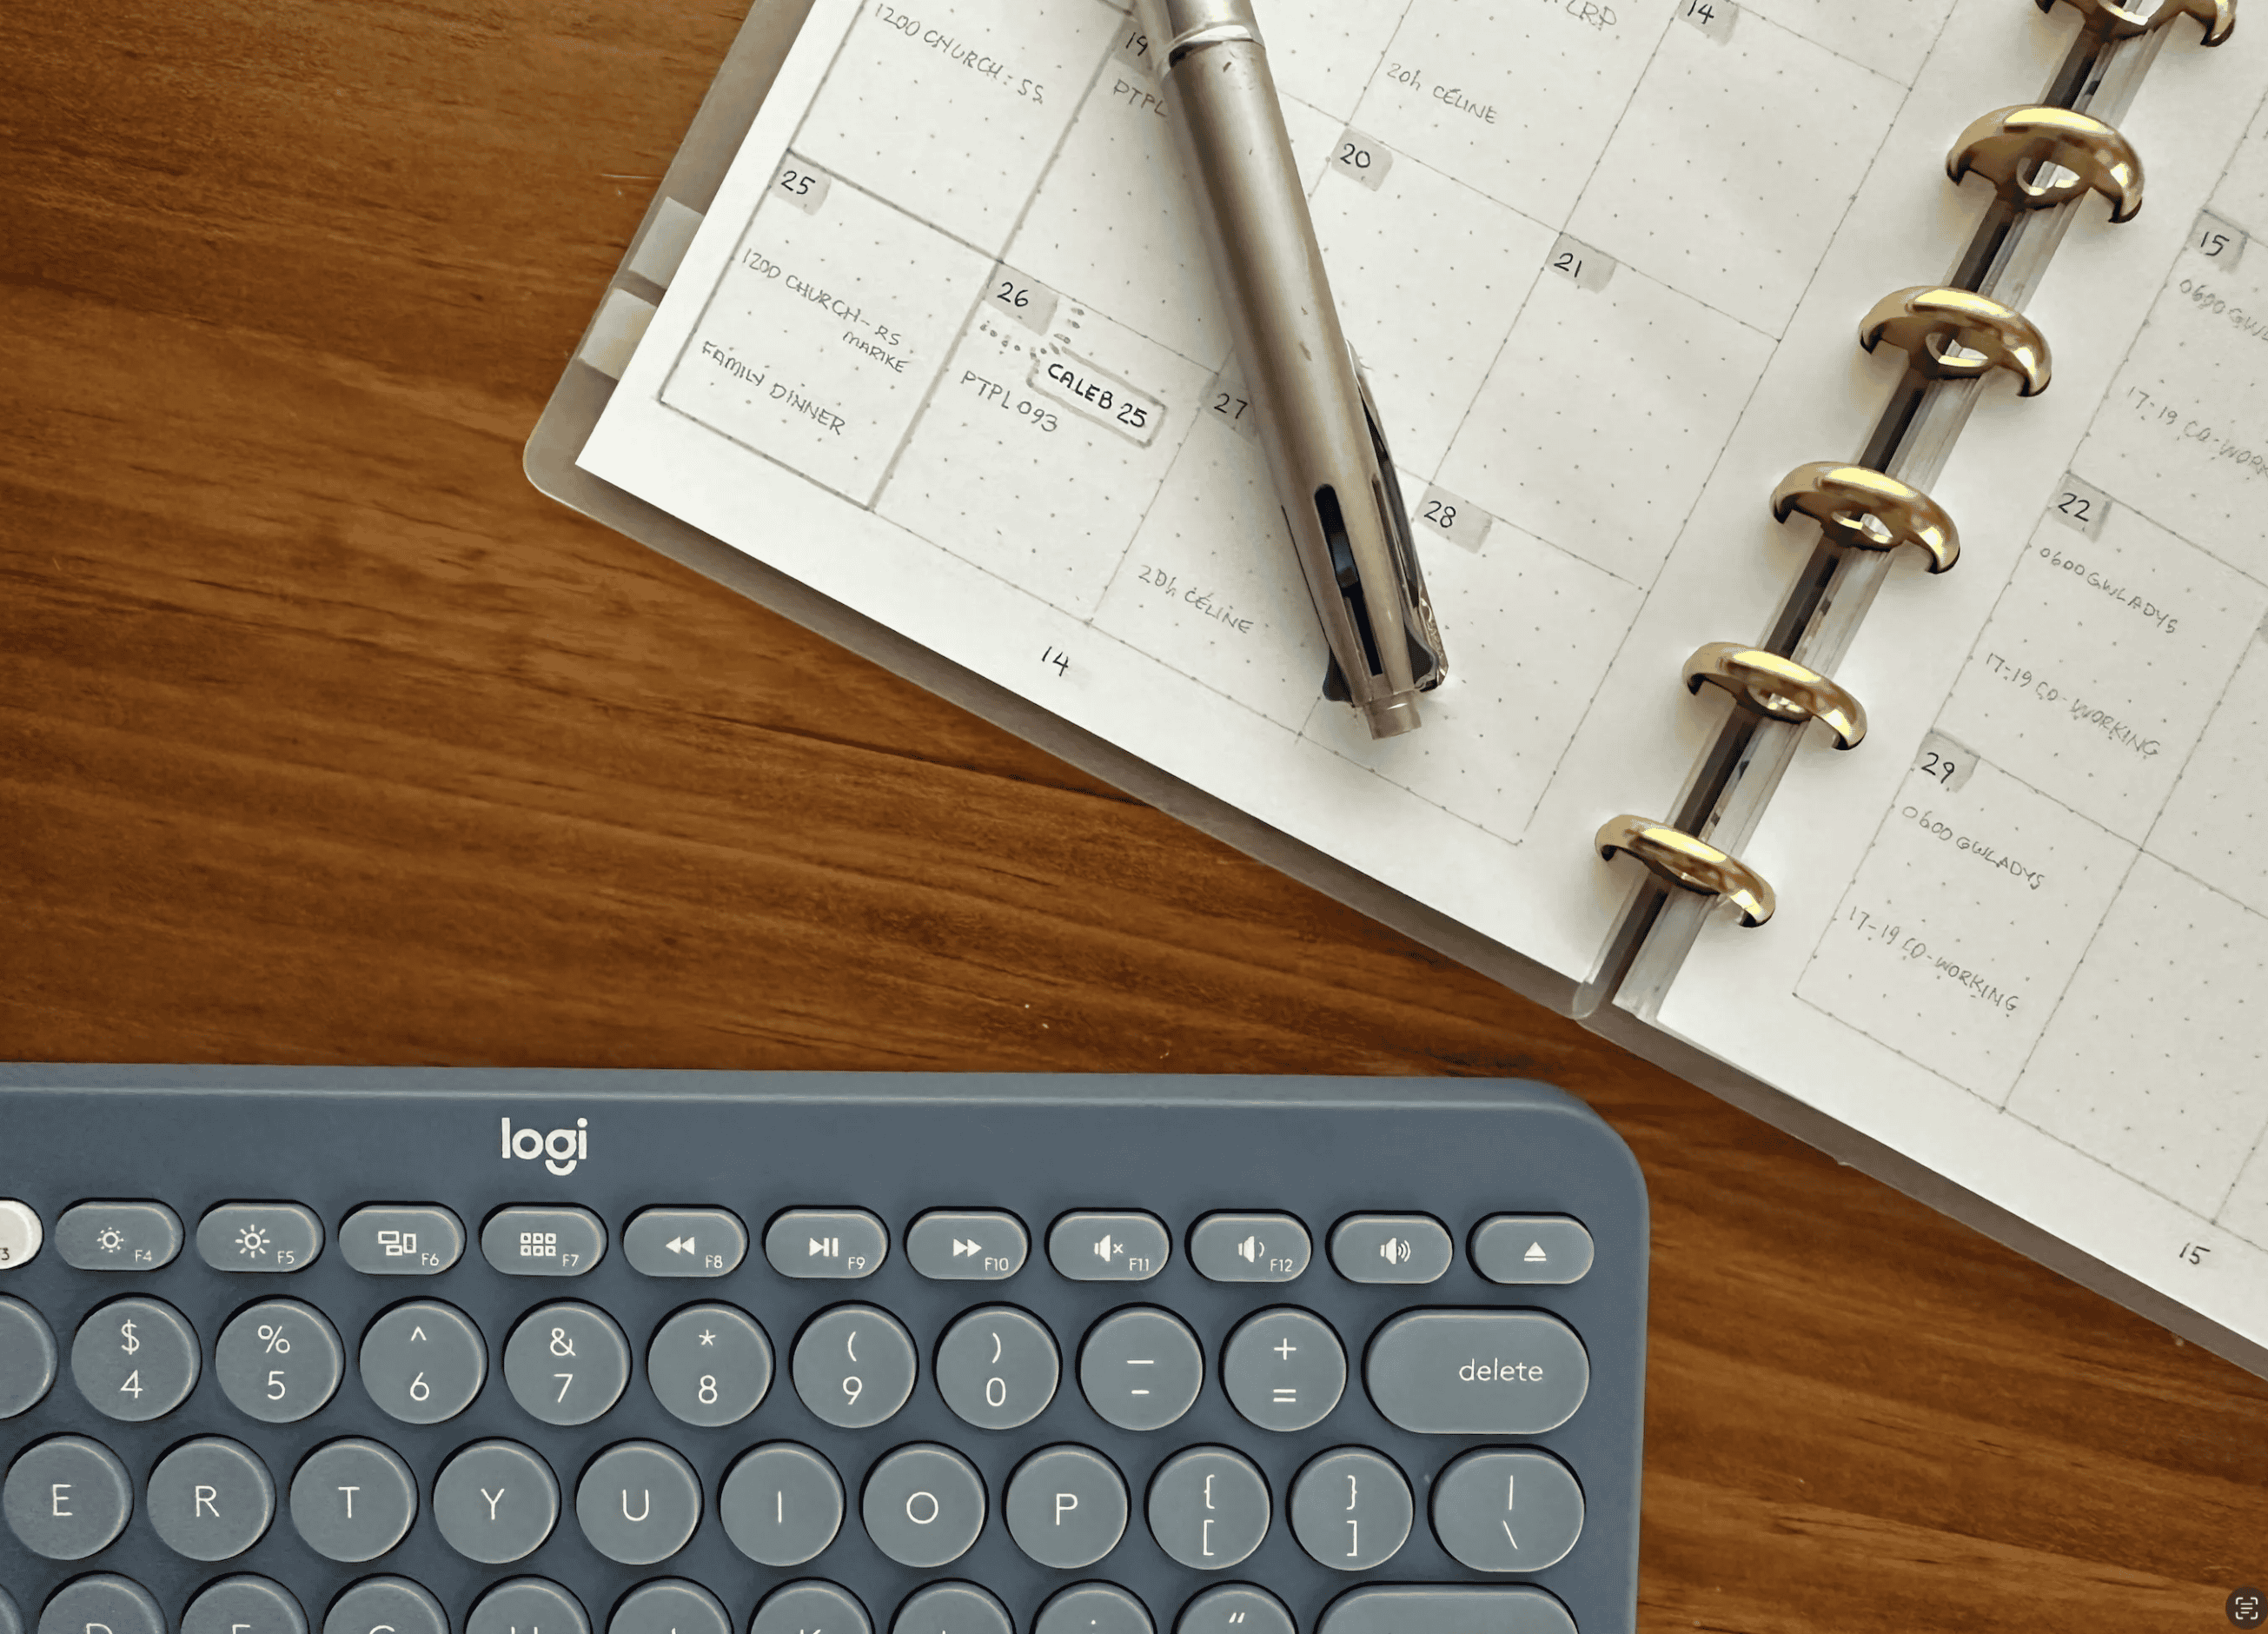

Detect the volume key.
xmin=1329 ymin=1214 xmax=1451 ymax=1285
xmin=1047 ymin=1212 xmax=1169 ymax=1281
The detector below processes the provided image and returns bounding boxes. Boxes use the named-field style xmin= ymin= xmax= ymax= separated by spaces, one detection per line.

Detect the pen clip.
xmin=1322 ymin=347 xmax=1447 ymax=703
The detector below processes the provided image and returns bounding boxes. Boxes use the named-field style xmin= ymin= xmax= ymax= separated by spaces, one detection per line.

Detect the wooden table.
xmin=4 ymin=3 xmax=2263 ymax=1629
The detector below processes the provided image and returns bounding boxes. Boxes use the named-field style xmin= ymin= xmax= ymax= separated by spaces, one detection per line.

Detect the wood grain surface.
xmin=3 ymin=3 xmax=2263 ymax=1630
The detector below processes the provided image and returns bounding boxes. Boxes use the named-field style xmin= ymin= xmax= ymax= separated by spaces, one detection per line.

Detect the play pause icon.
xmin=809 ymin=1236 xmax=839 ymax=1258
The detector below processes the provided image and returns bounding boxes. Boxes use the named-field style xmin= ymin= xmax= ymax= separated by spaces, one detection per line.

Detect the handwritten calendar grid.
xmin=1793 ymin=189 xmax=2268 ymax=1259
xmin=647 ymin=0 xmax=1946 ymax=848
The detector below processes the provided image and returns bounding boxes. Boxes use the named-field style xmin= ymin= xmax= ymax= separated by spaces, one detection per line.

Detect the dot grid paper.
xmin=1652 ymin=76 xmax=2268 ymax=1353
xmin=583 ymin=0 xmax=1946 ymax=984
xmin=580 ymin=0 xmax=2268 ymax=1352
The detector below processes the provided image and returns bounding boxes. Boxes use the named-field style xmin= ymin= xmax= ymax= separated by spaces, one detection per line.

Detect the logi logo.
xmin=501 ymin=1116 xmax=589 ymax=1176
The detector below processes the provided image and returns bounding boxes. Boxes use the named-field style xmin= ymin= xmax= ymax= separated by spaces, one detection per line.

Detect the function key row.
xmin=0 ymin=1201 xmax=1594 ymax=1287
xmin=1 ymin=1295 xmax=1588 ymax=1438
xmin=3 ymin=1429 xmax=1588 ymax=1574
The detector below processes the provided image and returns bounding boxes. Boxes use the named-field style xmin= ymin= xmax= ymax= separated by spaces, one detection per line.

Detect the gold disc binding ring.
xmin=1772 ymin=462 xmax=1960 ymax=573
xmin=1948 ymin=106 xmax=2144 ymax=222
xmin=1596 ymin=816 xmax=1777 ymax=928
xmin=2037 ymin=0 xmax=2235 ymax=45
xmin=1684 ymin=642 xmax=1868 ymax=749
xmin=1860 ymin=287 xmax=2052 ymax=396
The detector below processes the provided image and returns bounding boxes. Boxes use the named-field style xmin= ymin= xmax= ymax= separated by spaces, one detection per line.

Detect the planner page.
xmin=1643 ymin=41 xmax=2268 ymax=1352
xmin=578 ymin=0 xmax=1993 ymax=984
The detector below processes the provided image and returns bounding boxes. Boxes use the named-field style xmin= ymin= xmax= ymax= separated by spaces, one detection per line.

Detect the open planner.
xmin=528 ymin=0 xmax=2268 ymax=1378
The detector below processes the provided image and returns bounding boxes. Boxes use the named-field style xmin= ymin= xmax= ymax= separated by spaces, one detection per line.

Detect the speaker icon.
xmin=1379 ymin=1237 xmax=1413 ymax=1265
xmin=1237 ymin=1235 xmax=1262 ymax=1263
xmin=1094 ymin=1234 xmax=1121 ymax=1261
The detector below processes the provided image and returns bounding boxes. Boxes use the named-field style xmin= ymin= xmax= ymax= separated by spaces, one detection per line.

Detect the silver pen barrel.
xmin=1135 ymin=0 xmax=1442 ymax=739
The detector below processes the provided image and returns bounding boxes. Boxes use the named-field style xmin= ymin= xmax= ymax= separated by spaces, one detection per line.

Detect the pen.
xmin=1133 ymin=0 xmax=1446 ymax=739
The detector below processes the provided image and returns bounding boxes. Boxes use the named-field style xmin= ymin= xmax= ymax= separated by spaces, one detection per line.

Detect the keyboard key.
xmin=1175 ymin=1587 xmax=1290 ymax=1634
xmin=288 ymin=1438 xmax=418 ymax=1562
xmin=1329 ymin=1214 xmax=1452 ymax=1284
xmin=1078 ymin=1307 xmax=1202 ymax=1431
xmin=505 ymin=1302 xmax=630 ymax=1426
xmin=147 ymin=1436 xmax=275 ymax=1561
xmin=55 ymin=1200 xmax=181 ymax=1270
xmin=0 ymin=1296 xmax=56 ymax=1418
xmin=0 ymin=1199 xmax=40 ymax=1270
xmin=360 ymin=1299 xmax=487 ymax=1424
xmin=1035 ymin=1584 xmax=1151 ymax=1634
xmin=0 ymin=1584 xmax=12 ymax=1634
xmin=3 ymin=1434 xmax=132 ymax=1558
xmin=791 ymin=1305 xmax=916 ymax=1428
xmin=1430 ymin=1447 xmax=1585 ymax=1571
xmin=1314 ymin=1587 xmax=1575 ymax=1634
xmin=720 ymin=1444 xmax=845 ymax=1567
xmin=861 ymin=1443 xmax=985 ymax=1568
xmin=906 ymin=1209 xmax=1028 ymax=1279
xmin=468 ymin=1580 xmax=588 ymax=1634
xmin=182 ymin=1576 xmax=306 ymax=1634
xmin=1365 ymin=1309 xmax=1590 ymax=1434
xmin=483 ymin=1206 xmax=607 ymax=1276
xmin=339 ymin=1205 xmax=465 ymax=1275
xmin=892 ymin=1584 xmax=1010 ymax=1634
xmin=609 ymin=1581 xmax=730 ymax=1634
xmin=751 ymin=1584 xmax=867 ymax=1634
xmin=36 ymin=1576 xmax=164 ymax=1634
xmin=934 ymin=1305 xmax=1058 ymax=1430
xmin=1048 ymin=1211 xmax=1169 ymax=1280
xmin=647 ymin=1302 xmax=772 ymax=1427
xmin=1470 ymin=1214 xmax=1595 ymax=1285
xmin=1221 ymin=1307 xmax=1344 ymax=1432
xmin=216 ymin=1299 xmax=344 ymax=1424
xmin=1190 ymin=1212 xmax=1310 ymax=1282
xmin=72 ymin=1296 xmax=199 ymax=1422
xmin=577 ymin=1441 xmax=701 ymax=1564
xmin=1145 ymin=1447 xmax=1268 ymax=1570
xmin=766 ymin=1208 xmax=887 ymax=1278
xmin=434 ymin=1440 xmax=559 ymax=1564
xmin=1005 ymin=1445 xmax=1128 ymax=1570
xmin=1289 ymin=1447 xmax=1410 ymax=1571
xmin=198 ymin=1202 xmax=323 ymax=1272
xmin=626 ymin=1207 xmax=747 ymax=1278
xmin=322 ymin=1579 xmax=447 ymax=1634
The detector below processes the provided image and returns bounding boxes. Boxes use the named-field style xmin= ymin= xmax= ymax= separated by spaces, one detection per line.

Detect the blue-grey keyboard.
xmin=0 ymin=1069 xmax=1647 ymax=1634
